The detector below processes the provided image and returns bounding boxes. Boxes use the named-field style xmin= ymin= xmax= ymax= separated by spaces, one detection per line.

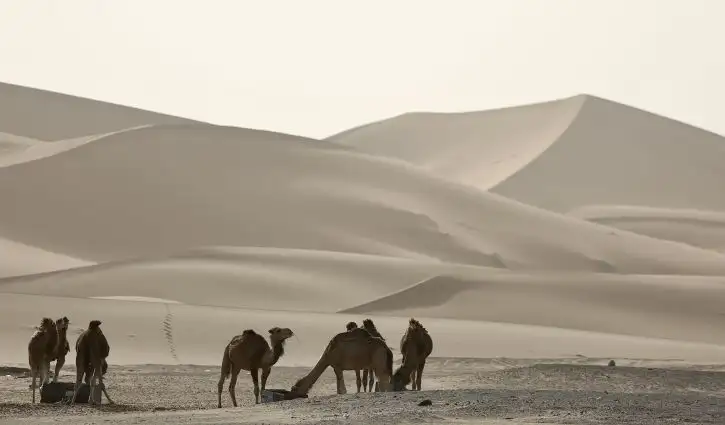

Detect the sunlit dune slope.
xmin=1 ymin=124 xmax=725 ymax=275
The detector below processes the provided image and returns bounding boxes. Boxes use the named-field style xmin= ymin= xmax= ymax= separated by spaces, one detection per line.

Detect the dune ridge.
xmin=329 ymin=94 xmax=725 ymax=213
xmin=341 ymin=273 xmax=725 ymax=346
xmin=0 ymin=81 xmax=203 ymax=140
xmin=568 ymin=205 xmax=725 ymax=252
xmin=0 ymin=237 xmax=93 ymax=278
xmin=327 ymin=95 xmax=586 ymax=190
xmin=1 ymin=82 xmax=725 ymax=370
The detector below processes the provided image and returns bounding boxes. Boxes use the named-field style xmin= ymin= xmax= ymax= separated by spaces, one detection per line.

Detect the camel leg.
xmin=251 ymin=368 xmax=260 ymax=404
xmin=354 ymin=369 xmax=361 ymax=393
xmin=89 ymin=367 xmax=99 ymax=406
xmin=333 ymin=367 xmax=346 ymax=394
xmin=97 ymin=372 xmax=113 ymax=405
xmin=228 ymin=364 xmax=241 ymax=407
xmin=261 ymin=367 xmax=271 ymax=398
xmin=368 ymin=368 xmax=376 ymax=392
xmin=90 ymin=376 xmax=98 ymax=406
xmin=53 ymin=356 xmax=65 ymax=383
xmin=217 ymin=371 xmax=226 ymax=408
xmin=30 ymin=368 xmax=37 ymax=404
xmin=39 ymin=361 xmax=49 ymax=389
xmin=69 ymin=366 xmax=84 ymax=406
xmin=362 ymin=369 xmax=368 ymax=392
xmin=415 ymin=360 xmax=426 ymax=391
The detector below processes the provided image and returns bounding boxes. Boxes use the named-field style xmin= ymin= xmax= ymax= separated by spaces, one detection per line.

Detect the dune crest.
xmin=0 ymin=81 xmax=202 ymax=140
xmin=0 ymin=237 xmax=93 ymax=278
xmin=330 ymin=94 xmax=725 ymax=214
xmin=328 ymin=95 xmax=586 ymax=190
xmin=341 ymin=273 xmax=725 ymax=346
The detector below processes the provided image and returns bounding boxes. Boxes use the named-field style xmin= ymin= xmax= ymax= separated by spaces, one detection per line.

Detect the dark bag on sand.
xmin=40 ymin=382 xmax=91 ymax=403
xmin=261 ymin=389 xmax=308 ymax=403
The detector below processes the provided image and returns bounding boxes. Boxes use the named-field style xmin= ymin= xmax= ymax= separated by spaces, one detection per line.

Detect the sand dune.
xmin=0 ymin=246 xmax=489 ymax=312
xmin=0 ymin=132 xmax=44 ymax=153
xmin=327 ymin=96 xmax=585 ymax=190
xmin=2 ymin=82 xmax=725 ymax=384
xmin=342 ymin=273 xmax=725 ymax=346
xmin=329 ymin=94 xmax=725 ymax=213
xmin=0 ymin=82 xmax=203 ymax=141
xmin=1 ymin=122 xmax=725 ymax=275
xmin=0 ymin=237 xmax=93 ymax=278
xmin=569 ymin=205 xmax=725 ymax=252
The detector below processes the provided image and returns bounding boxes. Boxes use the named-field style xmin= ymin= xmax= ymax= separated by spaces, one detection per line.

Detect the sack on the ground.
xmin=40 ymin=382 xmax=91 ymax=403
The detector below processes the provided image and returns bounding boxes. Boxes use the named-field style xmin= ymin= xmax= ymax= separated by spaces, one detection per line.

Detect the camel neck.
xmin=271 ymin=339 xmax=285 ymax=364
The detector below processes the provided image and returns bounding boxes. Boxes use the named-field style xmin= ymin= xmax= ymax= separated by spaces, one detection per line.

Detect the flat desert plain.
xmin=1 ymin=81 xmax=725 ymax=424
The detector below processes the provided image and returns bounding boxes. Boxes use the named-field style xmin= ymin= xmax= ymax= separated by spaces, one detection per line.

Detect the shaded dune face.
xmin=2 ymin=83 xmax=725 ymax=371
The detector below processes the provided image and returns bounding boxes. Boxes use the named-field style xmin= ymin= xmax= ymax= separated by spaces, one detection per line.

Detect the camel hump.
xmin=345 ymin=321 xmax=358 ymax=331
xmin=39 ymin=317 xmax=55 ymax=330
xmin=242 ymin=329 xmax=257 ymax=336
xmin=88 ymin=320 xmax=102 ymax=329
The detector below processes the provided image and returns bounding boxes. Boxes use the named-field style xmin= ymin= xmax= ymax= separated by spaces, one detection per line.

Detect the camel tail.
xmin=220 ymin=343 xmax=232 ymax=378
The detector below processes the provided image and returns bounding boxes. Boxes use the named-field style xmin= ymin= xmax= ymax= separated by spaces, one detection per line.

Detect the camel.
xmin=344 ymin=321 xmax=364 ymax=393
xmin=70 ymin=320 xmax=113 ymax=406
xmin=361 ymin=318 xmax=386 ymax=392
xmin=392 ymin=318 xmax=433 ymax=391
xmin=290 ymin=327 xmax=393 ymax=396
xmin=50 ymin=316 xmax=70 ymax=383
xmin=28 ymin=317 xmax=58 ymax=403
xmin=217 ymin=327 xmax=294 ymax=407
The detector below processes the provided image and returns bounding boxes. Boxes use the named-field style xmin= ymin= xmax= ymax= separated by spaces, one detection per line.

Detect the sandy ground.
xmin=0 ymin=358 xmax=725 ymax=424
xmin=3 ymin=83 xmax=725 ymax=424
xmin=2 ymin=359 xmax=725 ymax=424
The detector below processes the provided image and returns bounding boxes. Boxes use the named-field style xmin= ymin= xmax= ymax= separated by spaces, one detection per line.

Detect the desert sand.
xmin=1 ymin=81 xmax=725 ymax=424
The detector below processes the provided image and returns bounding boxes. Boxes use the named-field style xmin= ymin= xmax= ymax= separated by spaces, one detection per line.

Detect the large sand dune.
xmin=2 ymin=81 xmax=725 ymax=388
xmin=1 ymin=122 xmax=724 ymax=276
xmin=329 ymin=95 xmax=725 ymax=213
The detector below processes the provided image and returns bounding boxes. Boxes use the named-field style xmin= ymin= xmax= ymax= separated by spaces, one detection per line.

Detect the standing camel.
xmin=392 ymin=318 xmax=433 ymax=391
xmin=50 ymin=316 xmax=70 ymax=383
xmin=290 ymin=327 xmax=392 ymax=396
xmin=28 ymin=317 xmax=58 ymax=403
xmin=361 ymin=318 xmax=386 ymax=392
xmin=217 ymin=327 xmax=294 ymax=407
xmin=70 ymin=320 xmax=113 ymax=406
xmin=344 ymin=321 xmax=364 ymax=393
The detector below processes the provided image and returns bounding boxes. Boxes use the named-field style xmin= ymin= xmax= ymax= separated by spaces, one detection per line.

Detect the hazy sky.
xmin=1 ymin=0 xmax=723 ymax=138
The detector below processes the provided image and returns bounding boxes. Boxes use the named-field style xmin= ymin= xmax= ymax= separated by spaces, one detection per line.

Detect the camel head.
xmin=268 ymin=327 xmax=294 ymax=343
xmin=345 ymin=321 xmax=358 ymax=331
xmin=55 ymin=316 xmax=69 ymax=332
xmin=391 ymin=366 xmax=411 ymax=391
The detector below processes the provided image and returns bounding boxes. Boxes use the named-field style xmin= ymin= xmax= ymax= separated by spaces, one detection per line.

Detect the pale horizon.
xmin=1 ymin=0 xmax=724 ymax=138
